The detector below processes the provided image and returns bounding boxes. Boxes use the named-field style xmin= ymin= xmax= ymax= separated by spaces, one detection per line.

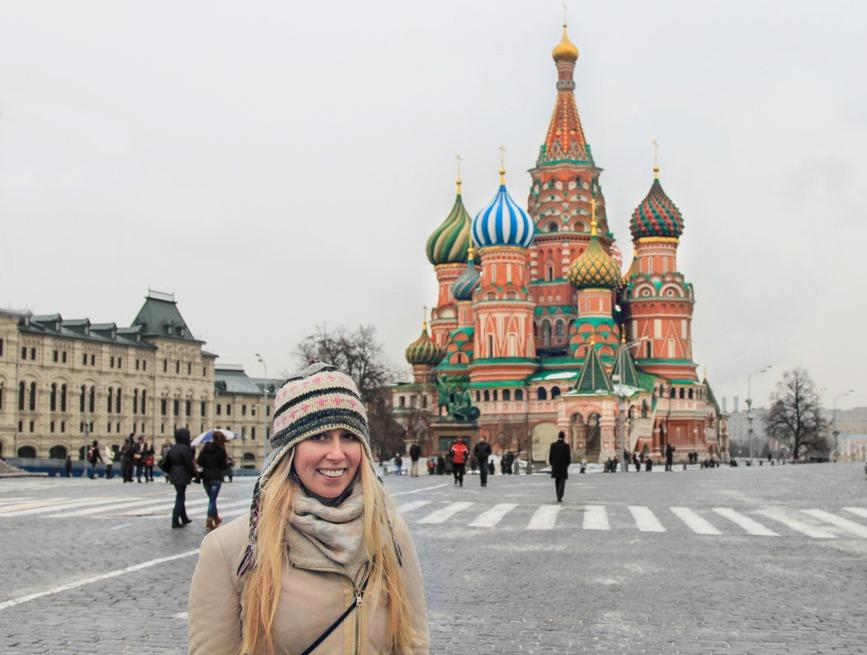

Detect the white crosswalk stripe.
xmin=842 ymin=507 xmax=867 ymax=520
xmin=418 ymin=502 xmax=473 ymax=525
xmin=801 ymin=509 xmax=867 ymax=538
xmin=0 ymin=498 xmax=67 ymax=514
xmin=0 ymin=497 xmax=32 ymax=506
xmin=397 ymin=500 xmax=433 ymax=515
xmin=0 ymin=496 xmax=120 ymax=518
xmin=712 ymin=508 xmax=778 ymax=536
xmin=628 ymin=505 xmax=666 ymax=532
xmin=582 ymin=505 xmax=609 ymax=530
xmin=527 ymin=504 xmax=560 ymax=530
xmin=45 ymin=496 xmax=182 ymax=518
xmin=670 ymin=507 xmax=721 ymax=535
xmin=469 ymin=503 xmax=518 ymax=528
xmin=754 ymin=508 xmax=836 ymax=539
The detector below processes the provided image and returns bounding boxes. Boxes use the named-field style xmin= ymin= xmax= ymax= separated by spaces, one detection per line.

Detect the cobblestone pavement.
xmin=1 ymin=463 xmax=866 ymax=654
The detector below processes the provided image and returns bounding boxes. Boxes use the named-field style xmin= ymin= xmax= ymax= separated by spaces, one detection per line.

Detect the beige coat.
xmin=188 ymin=513 xmax=429 ymax=655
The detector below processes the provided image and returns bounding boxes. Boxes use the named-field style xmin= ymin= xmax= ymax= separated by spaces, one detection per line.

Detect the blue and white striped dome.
xmin=471 ymin=176 xmax=535 ymax=249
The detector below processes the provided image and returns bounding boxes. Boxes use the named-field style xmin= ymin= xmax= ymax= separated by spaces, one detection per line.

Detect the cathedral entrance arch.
xmin=570 ymin=413 xmax=586 ymax=460
xmin=531 ymin=422 xmax=559 ymax=463
xmin=585 ymin=413 xmax=601 ymax=461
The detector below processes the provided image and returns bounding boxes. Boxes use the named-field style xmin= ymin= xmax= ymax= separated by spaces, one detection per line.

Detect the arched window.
xmin=475 ymin=391 xmax=480 ymax=402
xmin=89 ymin=386 xmax=95 ymax=413
xmin=554 ymin=320 xmax=565 ymax=344
xmin=133 ymin=389 xmax=139 ymax=414
xmin=17 ymin=445 xmax=36 ymax=458
xmin=107 ymin=388 xmax=113 ymax=413
xmin=515 ymin=389 xmax=524 ymax=401
xmin=679 ymin=388 xmax=685 ymax=399
xmin=80 ymin=385 xmax=86 ymax=412
xmin=29 ymin=382 xmax=36 ymax=411
xmin=49 ymin=445 xmax=67 ymax=460
xmin=537 ymin=387 xmax=548 ymax=401
xmin=60 ymin=384 xmax=67 ymax=412
xmin=641 ymin=399 xmax=649 ymax=418
xmin=116 ymin=388 xmax=122 ymax=413
xmin=546 ymin=263 xmax=554 ymax=281
xmin=688 ymin=389 xmax=694 ymax=400
xmin=18 ymin=381 xmax=25 ymax=411
xmin=50 ymin=383 xmax=57 ymax=411
xmin=503 ymin=389 xmax=511 ymax=402
xmin=483 ymin=390 xmax=490 ymax=402
xmin=547 ymin=222 xmax=559 ymax=233
xmin=492 ymin=390 xmax=498 ymax=402
xmin=670 ymin=388 xmax=676 ymax=399
xmin=542 ymin=321 xmax=552 ymax=347
xmin=141 ymin=390 xmax=147 ymax=414
xmin=551 ymin=386 xmax=561 ymax=399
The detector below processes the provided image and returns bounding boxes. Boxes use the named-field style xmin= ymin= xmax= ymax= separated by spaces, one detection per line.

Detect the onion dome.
xmin=471 ymin=166 xmax=535 ymax=249
xmin=567 ymin=200 xmax=621 ymax=290
xmin=630 ymin=167 xmax=684 ymax=240
xmin=405 ymin=322 xmax=445 ymax=367
xmin=426 ymin=178 xmax=475 ymax=266
xmin=609 ymin=242 xmax=623 ymax=270
xmin=552 ymin=24 xmax=579 ymax=62
xmin=451 ymin=243 xmax=481 ymax=301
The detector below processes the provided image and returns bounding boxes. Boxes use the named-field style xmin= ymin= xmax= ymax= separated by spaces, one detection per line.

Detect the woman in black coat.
xmin=196 ymin=432 xmax=228 ymax=530
xmin=166 ymin=428 xmax=196 ymax=528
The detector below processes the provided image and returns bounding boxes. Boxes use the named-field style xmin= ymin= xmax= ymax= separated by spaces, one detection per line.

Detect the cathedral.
xmin=392 ymin=24 xmax=727 ymax=464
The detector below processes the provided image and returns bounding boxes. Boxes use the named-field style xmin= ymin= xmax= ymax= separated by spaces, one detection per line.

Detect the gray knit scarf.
xmin=288 ymin=483 xmax=365 ymax=568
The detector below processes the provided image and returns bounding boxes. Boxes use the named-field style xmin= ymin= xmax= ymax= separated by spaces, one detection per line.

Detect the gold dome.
xmin=552 ymin=25 xmax=579 ymax=62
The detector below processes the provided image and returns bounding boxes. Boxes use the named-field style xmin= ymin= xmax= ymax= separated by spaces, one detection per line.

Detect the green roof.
xmin=611 ymin=344 xmax=641 ymax=388
xmin=573 ymin=346 xmax=612 ymax=394
xmin=131 ymin=292 xmax=200 ymax=342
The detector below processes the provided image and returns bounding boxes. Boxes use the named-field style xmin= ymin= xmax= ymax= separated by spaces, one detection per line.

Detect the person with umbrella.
xmin=197 ymin=430 xmax=228 ymax=530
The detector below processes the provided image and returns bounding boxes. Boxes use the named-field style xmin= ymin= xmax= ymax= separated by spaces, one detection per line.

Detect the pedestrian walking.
xmin=394 ymin=452 xmax=404 ymax=476
xmin=473 ymin=436 xmax=492 ymax=487
xmin=104 ymin=444 xmax=114 ymax=479
xmin=188 ymin=362 xmax=429 ymax=655
xmin=197 ymin=430 xmax=228 ymax=530
xmin=64 ymin=454 xmax=72 ymax=478
xmin=449 ymin=438 xmax=469 ymax=487
xmin=143 ymin=440 xmax=155 ymax=482
xmin=548 ymin=431 xmax=571 ymax=503
xmin=632 ymin=452 xmax=641 ymax=473
xmin=87 ymin=440 xmax=103 ymax=478
xmin=436 ymin=453 xmax=445 ymax=475
xmin=120 ymin=436 xmax=135 ymax=482
xmin=665 ymin=444 xmax=675 ymax=471
xmin=133 ymin=436 xmax=145 ymax=482
xmin=409 ymin=441 xmax=422 ymax=477
xmin=166 ymin=428 xmax=195 ymax=528
xmin=487 ymin=459 xmax=494 ymax=476
xmin=224 ymin=454 xmax=234 ymax=482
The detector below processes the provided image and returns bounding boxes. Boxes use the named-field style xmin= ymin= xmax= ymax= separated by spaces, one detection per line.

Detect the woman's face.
xmin=294 ymin=429 xmax=362 ymax=498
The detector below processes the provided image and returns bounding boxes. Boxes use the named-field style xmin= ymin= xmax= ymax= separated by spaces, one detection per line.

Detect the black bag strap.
xmin=300 ymin=566 xmax=371 ymax=655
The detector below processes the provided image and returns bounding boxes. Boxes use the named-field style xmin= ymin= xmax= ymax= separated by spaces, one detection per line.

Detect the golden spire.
xmin=422 ymin=306 xmax=428 ymax=331
xmin=498 ymin=145 xmax=506 ymax=185
xmin=589 ymin=334 xmax=596 ymax=346
xmin=652 ymin=139 xmax=660 ymax=180
xmin=456 ymin=154 xmax=463 ymax=195
xmin=552 ymin=9 xmax=580 ymax=62
xmin=467 ymin=241 xmax=475 ymax=262
xmin=621 ymin=329 xmax=626 ymax=344
xmin=590 ymin=197 xmax=598 ymax=236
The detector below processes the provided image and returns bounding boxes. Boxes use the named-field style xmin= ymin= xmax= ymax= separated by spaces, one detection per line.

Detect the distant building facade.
xmin=0 ymin=291 xmax=277 ymax=470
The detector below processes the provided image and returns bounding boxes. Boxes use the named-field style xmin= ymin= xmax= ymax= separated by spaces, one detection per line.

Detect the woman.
xmin=143 ymin=440 xmax=156 ymax=482
xmin=189 ymin=363 xmax=428 ymax=654
xmin=166 ymin=428 xmax=195 ymax=528
xmin=196 ymin=431 xmax=228 ymax=530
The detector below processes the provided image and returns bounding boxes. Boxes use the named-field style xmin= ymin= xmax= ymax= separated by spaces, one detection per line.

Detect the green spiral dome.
xmin=405 ymin=324 xmax=445 ymax=366
xmin=426 ymin=185 xmax=476 ymax=266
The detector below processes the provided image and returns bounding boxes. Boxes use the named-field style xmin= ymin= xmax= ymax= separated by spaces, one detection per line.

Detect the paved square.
xmin=1 ymin=464 xmax=866 ymax=653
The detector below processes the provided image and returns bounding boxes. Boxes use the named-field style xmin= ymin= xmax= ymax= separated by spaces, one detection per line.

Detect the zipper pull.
xmin=355 ymin=594 xmax=363 ymax=607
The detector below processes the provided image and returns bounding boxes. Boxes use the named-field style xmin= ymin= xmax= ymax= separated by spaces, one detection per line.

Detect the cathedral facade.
xmin=393 ymin=25 xmax=727 ymax=464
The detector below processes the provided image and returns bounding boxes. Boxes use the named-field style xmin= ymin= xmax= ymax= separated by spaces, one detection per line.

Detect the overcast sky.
xmin=1 ymin=1 xmax=864 ymax=409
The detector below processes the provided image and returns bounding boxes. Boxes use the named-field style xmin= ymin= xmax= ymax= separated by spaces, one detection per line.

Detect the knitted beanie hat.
xmin=238 ymin=362 xmax=375 ymax=576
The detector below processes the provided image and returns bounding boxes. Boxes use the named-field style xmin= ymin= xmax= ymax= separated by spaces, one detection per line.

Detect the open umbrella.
xmin=192 ymin=429 xmax=238 ymax=446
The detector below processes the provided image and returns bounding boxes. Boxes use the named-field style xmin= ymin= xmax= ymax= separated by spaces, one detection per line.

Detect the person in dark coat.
xmin=548 ymin=431 xmax=571 ymax=503
xmin=473 ymin=436 xmax=492 ymax=487
xmin=120 ymin=436 xmax=134 ymax=483
xmin=196 ymin=431 xmax=228 ymax=530
xmin=665 ymin=444 xmax=676 ymax=471
xmin=409 ymin=442 xmax=422 ymax=477
xmin=166 ymin=428 xmax=196 ymax=528
xmin=65 ymin=455 xmax=73 ymax=478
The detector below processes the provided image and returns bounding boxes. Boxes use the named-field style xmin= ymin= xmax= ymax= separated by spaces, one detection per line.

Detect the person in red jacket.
xmin=449 ymin=438 xmax=469 ymax=487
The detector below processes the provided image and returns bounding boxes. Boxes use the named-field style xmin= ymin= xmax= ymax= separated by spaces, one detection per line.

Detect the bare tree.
xmin=763 ymin=368 xmax=828 ymax=461
xmin=295 ymin=324 xmax=395 ymax=403
xmin=366 ymin=387 xmax=407 ymax=459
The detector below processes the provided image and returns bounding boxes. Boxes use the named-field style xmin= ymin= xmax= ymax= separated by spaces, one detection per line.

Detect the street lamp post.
xmin=832 ymin=389 xmax=854 ymax=461
xmin=746 ymin=365 xmax=772 ymax=462
xmin=256 ymin=354 xmax=269 ymax=469
xmin=612 ymin=337 xmax=648 ymax=473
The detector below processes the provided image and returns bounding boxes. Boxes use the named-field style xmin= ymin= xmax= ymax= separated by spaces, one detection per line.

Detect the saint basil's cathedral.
xmin=392 ymin=24 xmax=728 ymax=464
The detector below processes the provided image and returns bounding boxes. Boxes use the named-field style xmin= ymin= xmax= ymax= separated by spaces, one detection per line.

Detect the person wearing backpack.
xmin=87 ymin=440 xmax=103 ymax=479
xmin=473 ymin=436 xmax=492 ymax=488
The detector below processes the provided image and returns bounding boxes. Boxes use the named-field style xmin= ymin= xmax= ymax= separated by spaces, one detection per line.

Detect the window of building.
xmin=187 ymin=362 xmax=192 ymax=375
xmin=251 ymin=426 xmax=256 ymax=440
xmin=227 ymin=404 xmax=232 ymax=416
xmin=18 ymin=420 xmax=22 ymax=432
xmin=110 ymin=356 xmax=115 ymax=368
xmin=29 ymin=420 xmax=34 ymax=432
xmin=185 ymin=400 xmax=191 ymax=416
xmin=216 ymin=404 xmax=222 ymax=416
xmin=0 ymin=386 xmax=3 ymax=410
xmin=135 ymin=359 xmax=140 ymax=370
xmin=142 ymin=360 xmax=147 ymax=371
xmin=398 ymin=396 xmax=405 ymax=408
xmin=551 ymin=386 xmax=561 ymax=399
xmin=82 ymin=353 xmax=87 ymax=365
xmin=175 ymin=361 xmax=180 ymax=374
xmin=422 ymin=395 xmax=428 ymax=408
xmin=537 ymin=387 xmax=548 ymax=401
xmin=202 ymin=366 xmax=206 ymax=377
xmin=118 ymin=357 xmax=122 ymax=368
xmin=487 ymin=334 xmax=494 ymax=356
xmin=133 ymin=389 xmax=139 ymax=414
xmin=0 ymin=337 xmax=3 ymax=356
xmin=90 ymin=354 xmax=95 ymax=366
xmin=483 ymin=390 xmax=490 ymax=402
xmin=50 ymin=420 xmax=55 ymax=433
xmin=30 ymin=347 xmax=36 ymax=360
xmin=503 ymin=389 xmax=511 ymax=402
xmin=29 ymin=381 xmax=36 ymax=411
xmin=242 ymin=404 xmax=247 ymax=416
xmin=173 ymin=399 xmax=180 ymax=416
xmin=200 ymin=401 xmax=206 ymax=417
xmin=161 ymin=398 xmax=167 ymax=416
xmin=61 ymin=421 xmax=65 ymax=433
xmin=116 ymin=388 xmax=122 ymax=413
xmin=141 ymin=390 xmax=147 ymax=413
xmin=516 ymin=389 xmax=524 ymax=401
xmin=50 ymin=384 xmax=57 ymax=411
xmin=60 ymin=384 xmax=67 ymax=412
xmin=266 ymin=405 xmax=271 ymax=416
xmin=107 ymin=389 xmax=113 ymax=413
xmin=53 ymin=350 xmax=59 ymax=363
xmin=107 ymin=422 xmax=112 ymax=433
xmin=22 ymin=346 xmax=28 ymax=360
xmin=163 ymin=359 xmax=168 ymax=373
xmin=62 ymin=351 xmax=67 ymax=364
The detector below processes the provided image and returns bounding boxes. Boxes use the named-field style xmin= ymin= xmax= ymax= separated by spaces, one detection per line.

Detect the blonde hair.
xmin=239 ymin=448 xmax=420 ymax=655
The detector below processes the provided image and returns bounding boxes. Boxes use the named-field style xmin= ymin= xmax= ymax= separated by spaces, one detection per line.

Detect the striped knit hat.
xmin=238 ymin=362 xmax=374 ymax=576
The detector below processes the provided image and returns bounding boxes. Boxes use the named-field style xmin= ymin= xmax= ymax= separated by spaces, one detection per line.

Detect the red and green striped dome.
xmin=630 ymin=177 xmax=684 ymax=240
